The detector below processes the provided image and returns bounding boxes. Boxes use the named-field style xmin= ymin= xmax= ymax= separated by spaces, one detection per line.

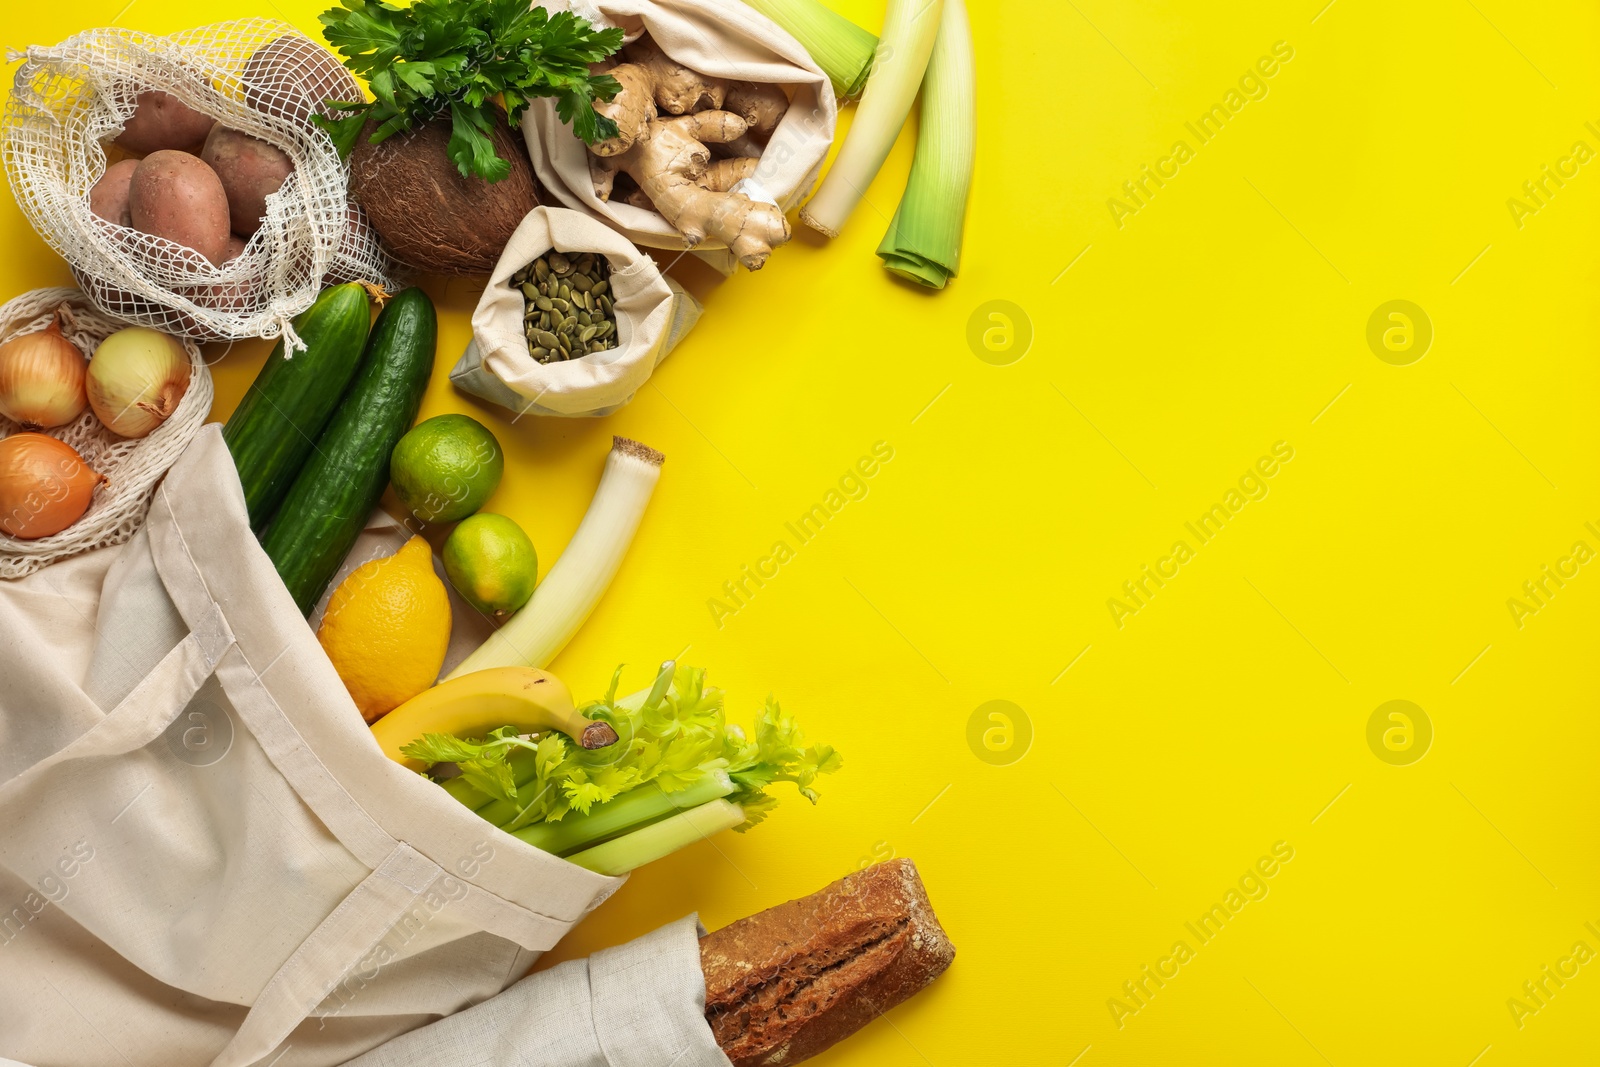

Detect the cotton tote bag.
xmin=0 ymin=426 xmax=625 ymax=1066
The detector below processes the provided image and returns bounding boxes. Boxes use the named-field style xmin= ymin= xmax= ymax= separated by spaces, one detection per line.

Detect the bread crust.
xmin=701 ymin=859 xmax=954 ymax=1066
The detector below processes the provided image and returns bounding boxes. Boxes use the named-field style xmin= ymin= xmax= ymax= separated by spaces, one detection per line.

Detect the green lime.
xmin=443 ymin=513 xmax=537 ymax=616
xmin=391 ymin=414 xmax=504 ymax=523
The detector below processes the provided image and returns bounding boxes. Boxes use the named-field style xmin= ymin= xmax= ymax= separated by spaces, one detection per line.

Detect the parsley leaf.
xmin=315 ymin=0 xmax=625 ymax=182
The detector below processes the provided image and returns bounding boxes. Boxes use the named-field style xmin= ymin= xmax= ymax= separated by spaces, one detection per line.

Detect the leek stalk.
xmin=800 ymin=0 xmax=945 ymax=237
xmin=877 ymin=0 xmax=974 ymax=288
xmin=565 ymin=800 xmax=747 ymax=875
xmin=741 ymin=0 xmax=879 ymax=99
xmin=447 ymin=437 xmax=663 ymax=678
xmin=512 ymin=771 xmax=736 ymax=856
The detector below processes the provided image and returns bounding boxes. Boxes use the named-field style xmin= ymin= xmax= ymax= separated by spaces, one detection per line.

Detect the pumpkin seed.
xmin=515 ymin=251 xmax=620 ymax=364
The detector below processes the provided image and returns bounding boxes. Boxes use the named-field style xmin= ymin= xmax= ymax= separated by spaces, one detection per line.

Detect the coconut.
xmin=349 ymin=116 xmax=541 ymax=275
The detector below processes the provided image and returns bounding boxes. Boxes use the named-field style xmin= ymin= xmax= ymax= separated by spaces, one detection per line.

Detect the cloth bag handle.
xmin=0 ymin=602 xmax=235 ymax=796
xmin=209 ymin=842 xmax=454 ymax=1067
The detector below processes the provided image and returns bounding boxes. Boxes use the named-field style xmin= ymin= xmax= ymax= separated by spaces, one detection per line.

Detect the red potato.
xmin=89 ymin=159 xmax=140 ymax=227
xmin=321 ymin=201 xmax=374 ymax=285
xmin=128 ymin=151 xmax=231 ymax=265
xmin=201 ymin=126 xmax=294 ymax=236
xmin=114 ymin=90 xmax=215 ymax=155
xmin=222 ymin=234 xmax=248 ymax=263
xmin=243 ymin=35 xmax=362 ymax=125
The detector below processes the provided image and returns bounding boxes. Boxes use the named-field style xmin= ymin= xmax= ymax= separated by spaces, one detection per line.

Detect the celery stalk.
xmin=877 ymin=0 xmax=974 ymax=288
xmin=443 ymin=775 xmax=494 ymax=810
xmin=512 ymin=771 xmax=736 ymax=856
xmin=469 ymin=680 xmax=662 ymax=826
xmin=564 ymin=800 xmax=747 ymax=875
xmin=800 ymin=0 xmax=945 ymax=237
xmin=441 ymin=744 xmax=542 ymax=811
xmin=742 ymin=0 xmax=879 ymax=99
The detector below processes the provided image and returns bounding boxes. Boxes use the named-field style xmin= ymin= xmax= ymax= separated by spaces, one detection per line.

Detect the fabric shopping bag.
xmin=0 ymin=426 xmax=626 ymax=1067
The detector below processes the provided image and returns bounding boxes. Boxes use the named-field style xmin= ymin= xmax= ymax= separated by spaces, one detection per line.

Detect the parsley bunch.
xmin=315 ymin=0 xmax=625 ymax=182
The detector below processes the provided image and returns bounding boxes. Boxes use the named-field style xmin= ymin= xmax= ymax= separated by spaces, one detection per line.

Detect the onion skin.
xmin=86 ymin=328 xmax=191 ymax=439
xmin=0 ymin=312 xmax=88 ymax=430
xmin=0 ymin=433 xmax=106 ymax=539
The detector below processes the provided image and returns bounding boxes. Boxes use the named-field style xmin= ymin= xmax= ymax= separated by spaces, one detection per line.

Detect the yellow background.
xmin=5 ymin=1 xmax=1600 ymax=1064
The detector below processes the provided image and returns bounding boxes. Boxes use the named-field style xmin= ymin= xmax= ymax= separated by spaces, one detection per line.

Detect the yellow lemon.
xmin=317 ymin=536 xmax=451 ymax=722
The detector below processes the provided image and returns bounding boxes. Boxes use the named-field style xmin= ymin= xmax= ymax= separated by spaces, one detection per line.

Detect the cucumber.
xmin=261 ymin=288 xmax=437 ymax=615
xmin=222 ymin=284 xmax=372 ymax=529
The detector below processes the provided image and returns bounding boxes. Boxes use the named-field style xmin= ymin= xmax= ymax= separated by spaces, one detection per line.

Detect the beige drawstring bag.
xmin=522 ymin=0 xmax=836 ymax=275
xmin=452 ymin=207 xmax=700 ymax=418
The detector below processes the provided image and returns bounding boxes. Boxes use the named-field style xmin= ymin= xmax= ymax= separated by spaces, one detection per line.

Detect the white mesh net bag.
xmin=0 ymin=287 xmax=213 ymax=579
xmin=3 ymin=19 xmax=395 ymax=348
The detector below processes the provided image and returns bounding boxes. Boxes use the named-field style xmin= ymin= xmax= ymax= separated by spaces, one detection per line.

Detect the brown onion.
xmin=0 ymin=307 xmax=88 ymax=429
xmin=0 ymin=433 xmax=106 ymax=539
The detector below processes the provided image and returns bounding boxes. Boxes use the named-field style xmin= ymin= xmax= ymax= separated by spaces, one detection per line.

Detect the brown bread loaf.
xmin=700 ymin=859 xmax=954 ymax=1066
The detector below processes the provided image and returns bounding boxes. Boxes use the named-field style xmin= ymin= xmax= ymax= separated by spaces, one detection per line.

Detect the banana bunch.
xmin=370 ymin=666 xmax=617 ymax=771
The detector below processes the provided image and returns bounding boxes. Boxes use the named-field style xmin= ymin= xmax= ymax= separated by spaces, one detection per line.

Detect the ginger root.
xmin=587 ymin=36 xmax=792 ymax=270
xmin=592 ymin=112 xmax=789 ymax=270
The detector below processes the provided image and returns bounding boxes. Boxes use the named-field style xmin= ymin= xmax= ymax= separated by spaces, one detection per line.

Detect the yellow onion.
xmin=0 ymin=433 xmax=106 ymax=539
xmin=0 ymin=307 xmax=89 ymax=430
xmin=86 ymin=327 xmax=191 ymax=439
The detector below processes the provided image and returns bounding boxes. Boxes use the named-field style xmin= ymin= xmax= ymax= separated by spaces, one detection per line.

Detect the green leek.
xmin=741 ymin=0 xmax=879 ymax=99
xmin=565 ymin=800 xmax=747 ymax=875
xmin=877 ymin=0 xmax=974 ymax=288
xmin=447 ymin=438 xmax=663 ymax=679
xmin=512 ymin=771 xmax=736 ymax=856
xmin=800 ymin=0 xmax=945 ymax=237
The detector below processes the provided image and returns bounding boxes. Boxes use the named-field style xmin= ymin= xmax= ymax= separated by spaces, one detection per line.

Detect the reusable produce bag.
xmin=4 ymin=20 xmax=395 ymax=346
xmin=0 ymin=287 xmax=212 ymax=579
xmin=0 ymin=427 xmax=721 ymax=1067
xmin=522 ymin=0 xmax=836 ymax=275
xmin=453 ymin=207 xmax=700 ymax=418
